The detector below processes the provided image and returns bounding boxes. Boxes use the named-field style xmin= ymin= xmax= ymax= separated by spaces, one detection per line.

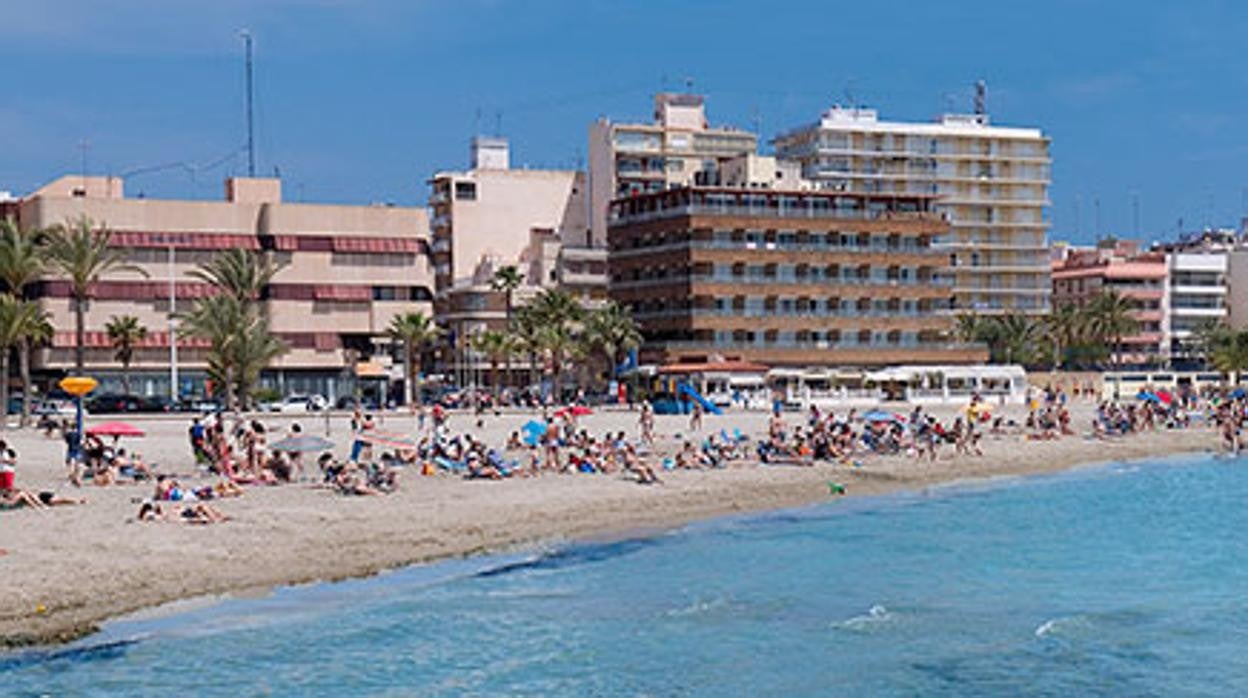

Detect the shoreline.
xmin=0 ymin=409 xmax=1216 ymax=649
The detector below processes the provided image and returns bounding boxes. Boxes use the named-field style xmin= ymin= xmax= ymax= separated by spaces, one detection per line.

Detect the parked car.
xmin=34 ymin=398 xmax=77 ymax=417
xmin=261 ymin=394 xmax=327 ymax=413
xmin=335 ymin=395 xmax=380 ymax=411
xmin=85 ymin=393 xmax=166 ymax=414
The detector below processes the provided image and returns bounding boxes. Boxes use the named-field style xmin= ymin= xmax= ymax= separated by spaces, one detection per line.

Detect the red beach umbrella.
xmin=86 ymin=421 xmax=146 ymax=437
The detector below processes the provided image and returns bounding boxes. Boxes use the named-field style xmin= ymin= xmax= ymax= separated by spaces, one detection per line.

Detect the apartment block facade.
xmin=1051 ymin=243 xmax=1167 ymax=365
xmin=12 ymin=175 xmax=433 ymax=400
xmin=773 ymin=106 xmax=1052 ymax=315
xmin=607 ymin=186 xmax=986 ymax=368
xmin=588 ymin=93 xmax=758 ymax=243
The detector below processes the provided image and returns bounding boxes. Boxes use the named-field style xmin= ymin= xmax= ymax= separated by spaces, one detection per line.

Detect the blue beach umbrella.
xmin=1136 ymin=391 xmax=1160 ymax=403
xmin=861 ymin=409 xmax=901 ymax=423
xmin=1230 ymin=388 xmax=1247 ymax=399
xmin=522 ymin=420 xmax=546 ymax=446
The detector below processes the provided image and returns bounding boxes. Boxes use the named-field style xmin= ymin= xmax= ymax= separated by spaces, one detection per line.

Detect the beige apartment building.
xmin=427 ymin=137 xmax=606 ymax=387
xmin=588 ymin=93 xmax=758 ymax=243
xmin=774 ymin=105 xmax=1052 ymax=315
xmin=11 ymin=175 xmax=434 ymax=401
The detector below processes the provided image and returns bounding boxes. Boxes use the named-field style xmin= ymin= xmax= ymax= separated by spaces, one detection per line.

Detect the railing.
xmin=658 ymin=340 xmax=983 ymax=351
xmin=609 ymin=239 xmax=944 ymax=260
xmin=634 ymin=307 xmax=949 ymax=319
xmin=612 ymin=274 xmax=951 ymax=289
xmin=611 ymin=203 xmax=943 ymax=226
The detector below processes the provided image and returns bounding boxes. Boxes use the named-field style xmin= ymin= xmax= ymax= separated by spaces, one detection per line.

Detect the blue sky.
xmin=3 ymin=0 xmax=1247 ymax=244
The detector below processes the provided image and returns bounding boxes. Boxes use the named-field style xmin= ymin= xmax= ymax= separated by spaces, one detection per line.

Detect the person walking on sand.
xmin=689 ymin=400 xmax=704 ymax=432
xmin=639 ymin=401 xmax=655 ymax=444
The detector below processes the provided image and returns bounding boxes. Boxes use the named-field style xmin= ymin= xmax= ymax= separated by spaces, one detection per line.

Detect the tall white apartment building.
xmin=773 ymin=105 xmax=1052 ymax=314
xmin=588 ymin=93 xmax=757 ymax=243
xmin=1167 ymin=250 xmax=1228 ymax=367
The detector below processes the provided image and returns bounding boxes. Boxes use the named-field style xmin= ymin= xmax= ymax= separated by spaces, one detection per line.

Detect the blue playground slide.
xmin=677 ymin=381 xmax=723 ymax=415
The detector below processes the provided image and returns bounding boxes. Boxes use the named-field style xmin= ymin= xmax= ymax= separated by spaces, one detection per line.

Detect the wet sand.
xmin=0 ymin=402 xmax=1216 ymax=646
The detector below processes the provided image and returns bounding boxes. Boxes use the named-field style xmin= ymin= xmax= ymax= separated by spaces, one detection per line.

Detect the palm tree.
xmin=180 ymin=294 xmax=246 ymax=411
xmin=1208 ymin=329 xmax=1248 ymax=382
xmin=189 ymin=248 xmax=281 ymax=302
xmin=44 ymin=217 xmax=148 ymax=373
xmin=470 ymin=329 xmax=516 ymax=396
xmin=106 ymin=315 xmax=147 ymax=395
xmin=1087 ymin=290 xmax=1139 ymax=369
xmin=512 ymin=305 xmax=544 ymax=388
xmin=232 ymin=322 xmax=287 ymax=409
xmin=491 ymin=264 xmax=525 ymax=389
xmin=953 ymin=312 xmax=983 ymax=344
xmin=0 ymin=296 xmax=49 ymax=429
xmin=992 ymin=313 xmax=1041 ymax=365
xmin=525 ymin=289 xmax=585 ymax=399
xmin=1042 ymin=303 xmax=1084 ymax=370
xmin=387 ymin=312 xmax=441 ymax=405
xmin=582 ymin=302 xmax=642 ymax=387
xmin=0 ymin=219 xmax=47 ymax=425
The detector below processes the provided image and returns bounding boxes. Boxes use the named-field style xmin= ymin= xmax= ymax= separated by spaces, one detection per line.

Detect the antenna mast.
xmin=974 ymin=80 xmax=986 ymax=116
xmin=240 ymin=29 xmax=255 ymax=177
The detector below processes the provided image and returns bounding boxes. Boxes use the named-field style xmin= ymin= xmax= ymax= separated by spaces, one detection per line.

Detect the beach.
xmin=0 ymin=402 xmax=1217 ymax=647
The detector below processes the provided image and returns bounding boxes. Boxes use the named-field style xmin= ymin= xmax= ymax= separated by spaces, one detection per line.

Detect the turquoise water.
xmin=6 ymin=452 xmax=1248 ymax=696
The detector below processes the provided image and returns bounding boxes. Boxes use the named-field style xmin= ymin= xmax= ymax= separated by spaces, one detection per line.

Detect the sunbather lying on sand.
xmin=1 ymin=488 xmax=85 ymax=510
xmin=136 ymin=501 xmax=229 ymax=524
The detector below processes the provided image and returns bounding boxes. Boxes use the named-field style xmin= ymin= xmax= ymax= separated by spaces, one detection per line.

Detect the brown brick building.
xmin=608 ymin=186 xmax=987 ymax=368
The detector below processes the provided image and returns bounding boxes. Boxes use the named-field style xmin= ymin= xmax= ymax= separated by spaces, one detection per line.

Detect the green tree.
xmin=180 ymin=294 xmax=246 ymax=410
xmin=0 ymin=296 xmax=50 ymax=429
xmin=1042 ymin=303 xmax=1085 ymax=370
xmin=387 ymin=312 xmax=441 ymax=405
xmin=582 ymin=302 xmax=642 ymax=387
xmin=491 ymin=264 xmax=525 ymax=389
xmin=106 ymin=315 xmax=148 ymax=395
xmin=1087 ymin=290 xmax=1139 ymax=369
xmin=952 ymin=312 xmax=983 ymax=344
xmin=992 ymin=312 xmax=1041 ymax=365
xmin=525 ymin=289 xmax=585 ymax=399
xmin=189 ymin=248 xmax=282 ymax=302
xmin=44 ymin=217 xmax=148 ymax=373
xmin=470 ymin=329 xmax=517 ymax=397
xmin=0 ymin=219 xmax=47 ymax=425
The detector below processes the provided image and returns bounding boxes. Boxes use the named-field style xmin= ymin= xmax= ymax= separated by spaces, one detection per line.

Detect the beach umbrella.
xmin=860 ymin=409 xmax=900 ymax=423
xmin=553 ymin=405 xmax=593 ymax=419
xmin=85 ymin=421 xmax=145 ymax=437
xmin=356 ymin=430 xmax=418 ymax=450
xmin=1231 ymin=388 xmax=1247 ymax=399
xmin=1157 ymin=391 xmax=1173 ymax=405
xmin=1136 ymin=391 xmax=1160 ymax=403
xmin=521 ymin=420 xmax=546 ymax=447
xmin=269 ymin=434 xmax=334 ymax=453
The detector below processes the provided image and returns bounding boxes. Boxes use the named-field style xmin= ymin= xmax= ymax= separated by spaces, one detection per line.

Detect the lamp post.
xmin=168 ymin=242 xmax=178 ymax=404
xmin=59 ymin=376 xmax=97 ymax=466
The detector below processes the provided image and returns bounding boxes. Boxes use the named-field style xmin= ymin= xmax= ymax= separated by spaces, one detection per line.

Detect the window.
xmin=454 ymin=182 xmax=477 ymax=201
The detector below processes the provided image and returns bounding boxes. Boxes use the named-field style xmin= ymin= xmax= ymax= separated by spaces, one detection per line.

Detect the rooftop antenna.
xmin=239 ymin=29 xmax=255 ymax=177
xmin=77 ymin=138 xmax=89 ymax=182
xmin=974 ymin=80 xmax=987 ymax=116
xmin=750 ymin=105 xmax=762 ymax=141
xmin=1131 ymin=190 xmax=1141 ymax=236
xmin=844 ymin=78 xmax=857 ymax=109
xmin=494 ymin=110 xmax=503 ymax=137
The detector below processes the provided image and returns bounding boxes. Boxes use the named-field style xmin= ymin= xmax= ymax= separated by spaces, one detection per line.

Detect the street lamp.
xmin=59 ymin=375 xmax=97 ymax=465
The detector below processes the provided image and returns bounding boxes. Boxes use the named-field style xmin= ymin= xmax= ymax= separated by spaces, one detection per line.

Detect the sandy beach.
xmin=0 ymin=402 xmax=1217 ymax=647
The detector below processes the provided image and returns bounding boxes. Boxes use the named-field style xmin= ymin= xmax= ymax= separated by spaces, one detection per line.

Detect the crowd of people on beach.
xmin=1 ymin=380 xmax=1241 ymax=522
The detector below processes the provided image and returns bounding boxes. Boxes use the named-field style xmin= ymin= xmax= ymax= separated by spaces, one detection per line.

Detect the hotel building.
xmin=588 ymin=93 xmax=758 ymax=243
xmin=11 ymin=174 xmax=434 ymax=400
xmin=1051 ymin=242 xmax=1167 ymax=366
xmin=428 ymin=137 xmax=607 ymax=386
xmin=773 ymin=105 xmax=1052 ymax=315
xmin=607 ymin=183 xmax=986 ymax=368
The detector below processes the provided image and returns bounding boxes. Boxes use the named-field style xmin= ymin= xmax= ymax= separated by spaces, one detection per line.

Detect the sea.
xmin=4 ymin=451 xmax=1248 ymax=696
